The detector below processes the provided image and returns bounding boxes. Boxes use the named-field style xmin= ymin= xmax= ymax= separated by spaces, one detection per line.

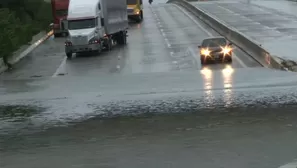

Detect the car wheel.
xmin=66 ymin=52 xmax=72 ymax=59
xmin=200 ymin=56 xmax=206 ymax=65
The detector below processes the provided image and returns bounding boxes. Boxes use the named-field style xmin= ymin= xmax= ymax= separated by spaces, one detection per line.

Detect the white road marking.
xmin=52 ymin=56 xmax=67 ymax=77
xmin=173 ymin=4 xmax=247 ymax=68
xmin=164 ymin=37 xmax=171 ymax=47
xmin=218 ymin=5 xmax=235 ymax=14
xmin=153 ymin=8 xmax=172 ymax=50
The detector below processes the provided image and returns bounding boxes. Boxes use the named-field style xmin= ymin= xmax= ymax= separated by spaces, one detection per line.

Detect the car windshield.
xmin=68 ymin=18 xmax=96 ymax=30
xmin=202 ymin=38 xmax=227 ymax=47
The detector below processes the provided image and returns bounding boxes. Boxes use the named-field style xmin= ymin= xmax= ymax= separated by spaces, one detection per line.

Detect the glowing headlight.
xmin=201 ymin=48 xmax=210 ymax=56
xmin=222 ymin=46 xmax=232 ymax=55
xmin=134 ymin=9 xmax=140 ymax=14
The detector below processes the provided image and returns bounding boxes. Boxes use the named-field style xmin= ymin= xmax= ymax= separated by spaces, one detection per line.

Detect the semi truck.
xmin=50 ymin=0 xmax=69 ymax=38
xmin=127 ymin=0 xmax=143 ymax=22
xmin=65 ymin=0 xmax=128 ymax=59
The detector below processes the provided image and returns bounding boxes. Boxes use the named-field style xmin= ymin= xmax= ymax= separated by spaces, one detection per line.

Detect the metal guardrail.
xmin=167 ymin=0 xmax=285 ymax=70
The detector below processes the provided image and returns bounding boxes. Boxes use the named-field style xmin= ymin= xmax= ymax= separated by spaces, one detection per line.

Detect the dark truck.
xmin=50 ymin=0 xmax=69 ymax=37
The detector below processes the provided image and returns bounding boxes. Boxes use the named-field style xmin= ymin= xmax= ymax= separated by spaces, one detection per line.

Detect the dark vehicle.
xmin=198 ymin=37 xmax=233 ymax=65
xmin=50 ymin=0 xmax=70 ymax=38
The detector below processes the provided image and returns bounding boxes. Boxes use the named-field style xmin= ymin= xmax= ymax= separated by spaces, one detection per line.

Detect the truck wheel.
xmin=123 ymin=31 xmax=127 ymax=45
xmin=141 ymin=11 xmax=143 ymax=19
xmin=66 ymin=52 xmax=72 ymax=59
xmin=105 ymin=38 xmax=112 ymax=51
xmin=62 ymin=32 xmax=68 ymax=37
xmin=54 ymin=33 xmax=61 ymax=38
xmin=117 ymin=31 xmax=127 ymax=45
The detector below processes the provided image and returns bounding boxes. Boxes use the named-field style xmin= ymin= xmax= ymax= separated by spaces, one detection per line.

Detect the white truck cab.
xmin=65 ymin=0 xmax=128 ymax=58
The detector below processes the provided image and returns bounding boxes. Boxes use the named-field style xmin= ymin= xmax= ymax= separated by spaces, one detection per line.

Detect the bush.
xmin=0 ymin=0 xmax=52 ymax=60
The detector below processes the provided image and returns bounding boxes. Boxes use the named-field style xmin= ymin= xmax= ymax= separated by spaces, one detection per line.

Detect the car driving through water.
xmin=199 ymin=37 xmax=233 ymax=65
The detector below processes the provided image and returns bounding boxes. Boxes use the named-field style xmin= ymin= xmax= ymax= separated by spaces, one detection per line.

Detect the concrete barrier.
xmin=0 ymin=30 xmax=53 ymax=74
xmin=167 ymin=0 xmax=285 ymax=70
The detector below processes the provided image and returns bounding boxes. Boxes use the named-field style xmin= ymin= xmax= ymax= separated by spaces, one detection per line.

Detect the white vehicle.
xmin=65 ymin=0 xmax=128 ymax=59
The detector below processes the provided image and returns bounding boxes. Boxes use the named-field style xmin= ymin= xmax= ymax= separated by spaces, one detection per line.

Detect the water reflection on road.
xmin=1 ymin=105 xmax=297 ymax=168
xmin=201 ymin=65 xmax=234 ymax=107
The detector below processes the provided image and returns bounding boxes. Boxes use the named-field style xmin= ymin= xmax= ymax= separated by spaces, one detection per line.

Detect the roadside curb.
xmin=167 ymin=0 xmax=287 ymax=71
xmin=0 ymin=30 xmax=53 ymax=74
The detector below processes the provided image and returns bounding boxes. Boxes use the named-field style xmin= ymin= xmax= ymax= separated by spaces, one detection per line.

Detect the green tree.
xmin=0 ymin=0 xmax=52 ymax=63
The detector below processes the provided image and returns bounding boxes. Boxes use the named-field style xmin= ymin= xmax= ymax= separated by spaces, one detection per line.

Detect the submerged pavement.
xmin=1 ymin=1 xmax=297 ymax=168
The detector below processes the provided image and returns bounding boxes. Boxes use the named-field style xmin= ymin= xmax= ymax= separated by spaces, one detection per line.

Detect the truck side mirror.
xmin=49 ymin=23 xmax=54 ymax=29
xmin=198 ymin=45 xmax=201 ymax=48
xmin=229 ymin=42 xmax=233 ymax=45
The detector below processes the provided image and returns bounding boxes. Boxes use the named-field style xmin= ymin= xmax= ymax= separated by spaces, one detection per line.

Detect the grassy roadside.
xmin=0 ymin=0 xmax=52 ymax=63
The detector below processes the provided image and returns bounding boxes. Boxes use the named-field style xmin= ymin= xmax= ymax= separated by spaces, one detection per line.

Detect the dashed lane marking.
xmin=52 ymin=56 xmax=67 ymax=77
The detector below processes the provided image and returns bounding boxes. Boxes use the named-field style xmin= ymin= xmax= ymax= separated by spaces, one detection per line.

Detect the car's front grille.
xmin=210 ymin=49 xmax=222 ymax=54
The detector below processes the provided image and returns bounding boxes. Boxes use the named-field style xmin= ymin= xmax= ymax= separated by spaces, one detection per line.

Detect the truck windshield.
xmin=56 ymin=9 xmax=68 ymax=16
xmin=127 ymin=0 xmax=137 ymax=5
xmin=68 ymin=18 xmax=96 ymax=30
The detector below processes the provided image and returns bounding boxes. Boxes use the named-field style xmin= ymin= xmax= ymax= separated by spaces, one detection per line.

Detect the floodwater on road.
xmin=1 ymin=105 xmax=297 ymax=168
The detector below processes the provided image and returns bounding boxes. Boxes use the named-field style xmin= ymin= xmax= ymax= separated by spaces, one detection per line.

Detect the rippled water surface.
xmin=1 ymin=106 xmax=297 ymax=168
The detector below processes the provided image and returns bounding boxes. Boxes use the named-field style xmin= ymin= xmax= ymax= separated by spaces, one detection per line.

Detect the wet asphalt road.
xmin=2 ymin=1 xmax=297 ymax=168
xmin=189 ymin=0 xmax=297 ymax=61
xmin=0 ymin=3 xmax=260 ymax=80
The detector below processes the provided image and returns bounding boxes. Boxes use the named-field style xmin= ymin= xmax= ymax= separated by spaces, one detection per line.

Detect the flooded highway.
xmin=2 ymin=67 xmax=297 ymax=168
xmin=0 ymin=3 xmax=260 ymax=80
xmin=1 ymin=0 xmax=297 ymax=168
xmin=1 ymin=106 xmax=297 ymax=168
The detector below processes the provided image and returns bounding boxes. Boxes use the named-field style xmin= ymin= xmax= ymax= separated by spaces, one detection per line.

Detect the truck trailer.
xmin=65 ymin=0 xmax=128 ymax=59
xmin=50 ymin=0 xmax=69 ymax=37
